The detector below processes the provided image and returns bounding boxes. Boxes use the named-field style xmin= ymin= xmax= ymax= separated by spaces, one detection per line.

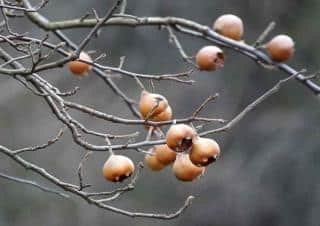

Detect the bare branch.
xmin=0 ymin=172 xmax=69 ymax=198
xmin=75 ymin=0 xmax=123 ymax=54
xmin=0 ymin=0 xmax=317 ymax=220
xmin=200 ymin=70 xmax=306 ymax=136
xmin=77 ymin=151 xmax=93 ymax=191
xmin=22 ymin=14 xmax=317 ymax=94
xmin=192 ymin=93 xmax=219 ymax=117
xmin=166 ymin=25 xmax=198 ymax=68
xmin=13 ymin=127 xmax=66 ymax=155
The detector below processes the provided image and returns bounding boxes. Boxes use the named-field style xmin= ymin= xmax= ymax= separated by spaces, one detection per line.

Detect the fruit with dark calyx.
xmin=166 ymin=124 xmax=196 ymax=152
xmin=102 ymin=155 xmax=135 ymax=182
xmin=172 ymin=154 xmax=205 ymax=182
xmin=189 ymin=137 xmax=220 ymax=166
xmin=196 ymin=46 xmax=224 ymax=71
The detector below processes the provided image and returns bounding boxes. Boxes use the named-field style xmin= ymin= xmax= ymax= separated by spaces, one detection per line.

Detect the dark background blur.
xmin=0 ymin=0 xmax=320 ymax=225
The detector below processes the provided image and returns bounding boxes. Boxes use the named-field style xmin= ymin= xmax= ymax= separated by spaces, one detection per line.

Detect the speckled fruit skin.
xmin=68 ymin=52 xmax=92 ymax=76
xmin=102 ymin=155 xmax=135 ymax=182
xmin=172 ymin=154 xmax=205 ymax=182
xmin=266 ymin=34 xmax=295 ymax=62
xmin=213 ymin=14 xmax=244 ymax=40
xmin=166 ymin=124 xmax=196 ymax=152
xmin=189 ymin=137 xmax=220 ymax=166
xmin=196 ymin=46 xmax=224 ymax=71
xmin=139 ymin=91 xmax=169 ymax=119
xmin=154 ymin=144 xmax=176 ymax=165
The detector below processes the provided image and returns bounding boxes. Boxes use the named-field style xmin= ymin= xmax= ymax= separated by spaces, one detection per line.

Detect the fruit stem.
xmin=253 ymin=21 xmax=276 ymax=48
xmin=105 ymin=136 xmax=114 ymax=155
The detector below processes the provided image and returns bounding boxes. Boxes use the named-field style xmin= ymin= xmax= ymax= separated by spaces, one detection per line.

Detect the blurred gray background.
xmin=0 ymin=0 xmax=320 ymax=225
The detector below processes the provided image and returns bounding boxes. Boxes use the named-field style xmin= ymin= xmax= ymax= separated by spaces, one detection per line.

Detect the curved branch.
xmin=0 ymin=144 xmax=193 ymax=219
xmin=0 ymin=172 xmax=69 ymax=198
xmin=20 ymin=8 xmax=320 ymax=94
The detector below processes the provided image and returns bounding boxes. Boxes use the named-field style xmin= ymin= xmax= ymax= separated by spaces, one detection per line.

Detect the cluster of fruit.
xmin=161 ymin=124 xmax=220 ymax=182
xmin=68 ymin=14 xmax=295 ymax=76
xmin=102 ymin=91 xmax=220 ymax=182
xmin=197 ymin=14 xmax=295 ymax=71
xmin=67 ymin=14 xmax=296 ymax=183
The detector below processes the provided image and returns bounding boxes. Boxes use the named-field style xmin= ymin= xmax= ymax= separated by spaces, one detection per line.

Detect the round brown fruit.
xmin=166 ymin=124 xmax=196 ymax=152
xmin=68 ymin=51 xmax=92 ymax=76
xmin=154 ymin=144 xmax=176 ymax=165
xmin=102 ymin=155 xmax=135 ymax=182
xmin=144 ymin=148 xmax=165 ymax=171
xmin=149 ymin=105 xmax=173 ymax=122
xmin=196 ymin=46 xmax=224 ymax=71
xmin=213 ymin=14 xmax=244 ymax=40
xmin=189 ymin=137 xmax=220 ymax=166
xmin=144 ymin=105 xmax=173 ymax=130
xmin=139 ymin=90 xmax=169 ymax=119
xmin=266 ymin=34 xmax=295 ymax=62
xmin=172 ymin=154 xmax=205 ymax=182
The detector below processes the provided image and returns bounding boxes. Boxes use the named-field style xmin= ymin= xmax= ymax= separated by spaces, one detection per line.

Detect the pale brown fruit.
xmin=68 ymin=52 xmax=92 ymax=75
xmin=154 ymin=144 xmax=176 ymax=165
xmin=144 ymin=105 xmax=173 ymax=130
xmin=144 ymin=149 xmax=165 ymax=171
xmin=172 ymin=154 xmax=205 ymax=182
xmin=102 ymin=155 xmax=135 ymax=182
xmin=189 ymin=137 xmax=220 ymax=166
xmin=166 ymin=124 xmax=196 ymax=152
xmin=213 ymin=14 xmax=244 ymax=40
xmin=139 ymin=90 xmax=169 ymax=118
xmin=150 ymin=105 xmax=173 ymax=122
xmin=196 ymin=46 xmax=224 ymax=71
xmin=266 ymin=34 xmax=295 ymax=62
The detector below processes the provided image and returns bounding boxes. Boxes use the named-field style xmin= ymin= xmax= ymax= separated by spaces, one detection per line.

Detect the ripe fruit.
xmin=213 ymin=14 xmax=244 ymax=40
xmin=68 ymin=51 xmax=92 ymax=75
xmin=144 ymin=105 xmax=173 ymax=130
xmin=195 ymin=46 xmax=224 ymax=71
xmin=172 ymin=154 xmax=205 ymax=182
xmin=166 ymin=124 xmax=196 ymax=152
xmin=149 ymin=105 xmax=173 ymax=122
xmin=266 ymin=34 xmax=295 ymax=62
xmin=102 ymin=155 xmax=135 ymax=182
xmin=153 ymin=144 xmax=176 ymax=165
xmin=144 ymin=149 xmax=165 ymax=171
xmin=139 ymin=91 xmax=169 ymax=119
xmin=189 ymin=137 xmax=220 ymax=166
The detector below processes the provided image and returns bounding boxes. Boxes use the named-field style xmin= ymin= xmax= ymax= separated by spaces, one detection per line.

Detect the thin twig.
xmin=166 ymin=25 xmax=198 ymax=68
xmin=119 ymin=0 xmax=127 ymax=14
xmin=13 ymin=127 xmax=66 ymax=155
xmin=77 ymin=151 xmax=93 ymax=190
xmin=192 ymin=93 xmax=219 ymax=117
xmin=253 ymin=21 xmax=276 ymax=47
xmin=0 ymin=172 xmax=69 ymax=198
xmin=200 ymin=69 xmax=306 ymax=136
